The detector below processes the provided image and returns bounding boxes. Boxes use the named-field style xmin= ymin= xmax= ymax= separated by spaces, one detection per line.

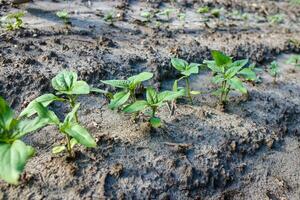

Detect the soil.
xmin=0 ymin=0 xmax=300 ymax=199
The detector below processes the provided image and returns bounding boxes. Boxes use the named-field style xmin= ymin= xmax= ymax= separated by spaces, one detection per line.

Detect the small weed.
xmin=171 ymin=58 xmax=200 ymax=103
xmin=56 ymin=9 xmax=70 ymax=24
xmin=140 ymin=11 xmax=153 ymax=22
xmin=1 ymin=11 xmax=25 ymax=31
xmin=104 ymin=11 xmax=116 ymax=25
xmin=204 ymin=50 xmax=256 ymax=104
xmin=286 ymin=55 xmax=300 ymax=68
xmin=197 ymin=6 xmax=210 ymax=14
xmin=101 ymin=72 xmax=153 ymax=110
xmin=268 ymin=61 xmax=279 ymax=83
xmin=267 ymin=14 xmax=284 ymax=24
xmin=158 ymin=8 xmax=175 ymax=20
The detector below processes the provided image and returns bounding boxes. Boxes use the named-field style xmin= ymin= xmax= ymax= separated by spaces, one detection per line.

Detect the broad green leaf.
xmin=108 ymin=91 xmax=131 ymax=110
xmin=19 ymin=94 xmax=61 ymax=118
xmin=0 ymin=97 xmax=14 ymax=131
xmin=64 ymin=124 xmax=96 ymax=148
xmin=101 ymin=80 xmax=130 ymax=89
xmin=171 ymin=58 xmax=188 ymax=71
xmin=90 ymin=87 xmax=108 ymax=94
xmin=173 ymin=80 xmax=178 ymax=92
xmin=211 ymin=50 xmax=232 ymax=66
xmin=123 ymin=100 xmax=148 ymax=113
xmin=70 ymin=81 xmax=90 ymax=95
xmin=212 ymin=74 xmax=224 ymax=84
xmin=0 ymin=140 xmax=35 ymax=185
xmin=204 ymin=60 xmax=223 ymax=73
xmin=238 ymin=68 xmax=257 ymax=81
xmin=190 ymin=91 xmax=201 ymax=95
xmin=32 ymin=102 xmax=60 ymax=125
xmin=14 ymin=117 xmax=49 ymax=139
xmin=231 ymin=59 xmax=248 ymax=68
xmin=225 ymin=66 xmax=243 ymax=79
xmin=157 ymin=91 xmax=183 ymax=102
xmin=51 ymin=71 xmax=77 ymax=92
xmin=128 ymin=72 xmax=153 ymax=83
xmin=52 ymin=145 xmax=66 ymax=154
xmin=146 ymin=87 xmax=158 ymax=104
xmin=228 ymin=77 xmax=247 ymax=94
xmin=182 ymin=64 xmax=199 ymax=76
xmin=64 ymin=103 xmax=80 ymax=124
xmin=150 ymin=117 xmax=161 ymax=128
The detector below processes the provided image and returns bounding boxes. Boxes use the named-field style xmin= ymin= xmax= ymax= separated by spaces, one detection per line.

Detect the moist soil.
xmin=0 ymin=0 xmax=300 ymax=199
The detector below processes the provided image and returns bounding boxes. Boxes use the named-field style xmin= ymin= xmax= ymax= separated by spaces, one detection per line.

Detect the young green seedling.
xmin=286 ymin=55 xmax=300 ymax=68
xmin=171 ymin=58 xmax=200 ymax=103
xmin=204 ymin=50 xmax=256 ymax=104
xmin=177 ymin=12 xmax=186 ymax=28
xmin=197 ymin=6 xmax=210 ymax=14
xmin=267 ymin=14 xmax=284 ymax=24
xmin=123 ymin=87 xmax=182 ymax=127
xmin=158 ymin=8 xmax=175 ymax=20
xmin=32 ymin=102 xmax=96 ymax=158
xmin=1 ymin=11 xmax=25 ymax=31
xmin=101 ymin=72 xmax=153 ymax=110
xmin=0 ymin=97 xmax=48 ymax=184
xmin=140 ymin=11 xmax=153 ymax=23
xmin=104 ymin=11 xmax=116 ymax=25
xmin=268 ymin=61 xmax=279 ymax=83
xmin=56 ymin=10 xmax=70 ymax=24
xmin=167 ymin=79 xmax=185 ymax=115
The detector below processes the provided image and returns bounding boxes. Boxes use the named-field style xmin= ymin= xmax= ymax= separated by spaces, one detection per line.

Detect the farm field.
xmin=0 ymin=0 xmax=300 ymax=199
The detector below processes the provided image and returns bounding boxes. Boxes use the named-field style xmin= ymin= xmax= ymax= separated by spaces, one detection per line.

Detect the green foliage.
xmin=101 ymin=72 xmax=153 ymax=110
xmin=56 ymin=10 xmax=70 ymax=24
xmin=1 ymin=11 xmax=25 ymax=31
xmin=158 ymin=8 xmax=175 ymax=20
xmin=104 ymin=11 xmax=116 ymax=25
xmin=197 ymin=6 xmax=210 ymax=14
xmin=286 ymin=55 xmax=300 ymax=67
xmin=21 ymin=71 xmax=98 ymax=157
xmin=267 ymin=14 xmax=284 ymax=24
xmin=268 ymin=61 xmax=279 ymax=83
xmin=123 ymin=87 xmax=182 ymax=127
xmin=204 ymin=50 xmax=256 ymax=104
xmin=140 ymin=11 xmax=153 ymax=22
xmin=171 ymin=58 xmax=200 ymax=103
xmin=0 ymin=97 xmax=48 ymax=184
xmin=32 ymin=102 xmax=96 ymax=157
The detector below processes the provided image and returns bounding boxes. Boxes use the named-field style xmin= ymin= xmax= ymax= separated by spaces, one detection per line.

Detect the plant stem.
xmin=151 ymin=107 xmax=157 ymax=118
xmin=66 ymin=135 xmax=74 ymax=158
xmin=185 ymin=77 xmax=192 ymax=103
xmin=69 ymin=95 xmax=79 ymax=123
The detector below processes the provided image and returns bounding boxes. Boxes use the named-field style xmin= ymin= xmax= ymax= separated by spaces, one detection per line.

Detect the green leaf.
xmin=225 ymin=66 xmax=243 ymax=79
xmin=70 ymin=138 xmax=78 ymax=149
xmin=123 ymin=100 xmax=148 ymax=113
xmin=211 ymin=50 xmax=232 ymax=66
xmin=204 ymin=60 xmax=223 ymax=73
xmin=101 ymin=80 xmax=130 ymax=89
xmin=190 ymin=91 xmax=201 ymax=95
xmin=52 ymin=145 xmax=66 ymax=154
xmin=108 ymin=91 xmax=131 ymax=110
xmin=173 ymin=80 xmax=178 ymax=92
xmin=70 ymin=81 xmax=90 ymax=95
xmin=128 ymin=72 xmax=153 ymax=83
xmin=150 ymin=117 xmax=161 ymax=128
xmin=51 ymin=71 xmax=77 ymax=92
xmin=146 ymin=87 xmax=158 ymax=104
xmin=231 ymin=59 xmax=248 ymax=68
xmin=228 ymin=77 xmax=247 ymax=94
xmin=171 ymin=58 xmax=188 ymax=71
xmin=238 ymin=68 xmax=257 ymax=81
xmin=0 ymin=97 xmax=14 ymax=131
xmin=32 ymin=102 xmax=60 ymax=125
xmin=212 ymin=74 xmax=225 ymax=84
xmin=64 ymin=103 xmax=80 ymax=124
xmin=19 ymin=94 xmax=61 ymax=118
xmin=158 ymin=91 xmax=182 ymax=102
xmin=182 ymin=64 xmax=199 ymax=76
xmin=0 ymin=140 xmax=35 ymax=185
xmin=63 ymin=124 xmax=96 ymax=148
xmin=14 ymin=117 xmax=49 ymax=139
xmin=89 ymin=87 xmax=108 ymax=94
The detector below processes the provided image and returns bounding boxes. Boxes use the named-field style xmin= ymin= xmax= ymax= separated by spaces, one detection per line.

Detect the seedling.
xmin=268 ymin=61 xmax=279 ymax=83
xmin=158 ymin=8 xmax=175 ymax=20
xmin=171 ymin=58 xmax=200 ymax=103
xmin=56 ymin=10 xmax=70 ymax=24
xmin=20 ymin=70 xmax=100 ymax=123
xmin=0 ymin=97 xmax=48 ymax=184
xmin=32 ymin=102 xmax=96 ymax=158
xmin=204 ymin=50 xmax=256 ymax=104
xmin=140 ymin=11 xmax=153 ymax=22
xmin=211 ymin=8 xmax=222 ymax=18
xmin=168 ymin=79 xmax=185 ymax=115
xmin=267 ymin=14 xmax=284 ymax=24
xmin=286 ymin=55 xmax=300 ymax=67
xmin=197 ymin=6 xmax=210 ymax=14
xmin=177 ymin=12 xmax=186 ymax=28
xmin=101 ymin=72 xmax=153 ymax=110
xmin=104 ymin=11 xmax=116 ymax=25
xmin=123 ymin=87 xmax=182 ymax=127
xmin=1 ymin=11 xmax=25 ymax=31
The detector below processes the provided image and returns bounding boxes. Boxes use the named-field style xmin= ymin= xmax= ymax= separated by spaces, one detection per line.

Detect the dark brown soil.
xmin=0 ymin=0 xmax=300 ymax=199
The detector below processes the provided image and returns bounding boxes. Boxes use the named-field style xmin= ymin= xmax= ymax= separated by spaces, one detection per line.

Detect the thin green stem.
xmin=68 ymin=95 xmax=78 ymax=123
xmin=185 ymin=77 xmax=192 ymax=103
xmin=66 ymin=134 xmax=74 ymax=158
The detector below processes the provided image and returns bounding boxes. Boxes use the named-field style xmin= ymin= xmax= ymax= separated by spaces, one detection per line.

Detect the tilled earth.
xmin=0 ymin=0 xmax=300 ymax=199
